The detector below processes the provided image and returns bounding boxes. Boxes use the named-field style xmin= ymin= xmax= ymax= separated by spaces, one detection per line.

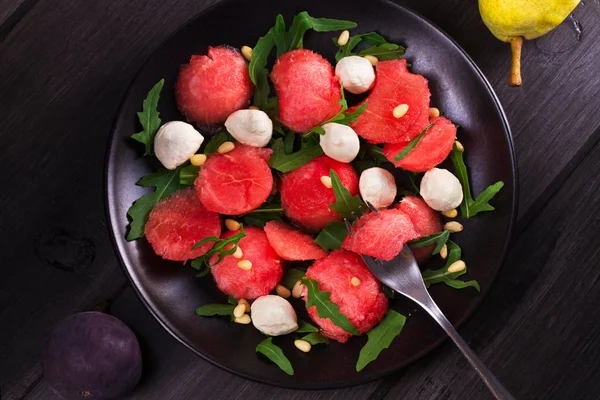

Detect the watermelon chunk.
xmin=264 ymin=221 xmax=327 ymax=261
xmin=342 ymin=208 xmax=419 ymax=261
xmin=210 ymin=227 xmax=283 ymax=300
xmin=383 ymin=116 xmax=457 ymax=172
xmin=144 ymin=187 xmax=221 ymax=261
xmin=195 ymin=144 xmax=273 ymax=215
xmin=395 ymin=196 xmax=442 ymax=264
xmin=304 ymin=250 xmax=388 ymax=343
xmin=176 ymin=46 xmax=253 ymax=125
xmin=270 ymin=49 xmax=342 ymax=133
xmin=350 ymin=59 xmax=431 ymax=144
xmin=280 ymin=155 xmax=359 ymax=232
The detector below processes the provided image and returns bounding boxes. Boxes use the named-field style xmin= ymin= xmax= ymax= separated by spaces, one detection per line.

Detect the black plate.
xmin=105 ymin=0 xmax=517 ymax=389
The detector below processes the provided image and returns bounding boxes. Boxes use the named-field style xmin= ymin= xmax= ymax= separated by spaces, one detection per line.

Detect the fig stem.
xmin=509 ymin=36 xmax=523 ymax=87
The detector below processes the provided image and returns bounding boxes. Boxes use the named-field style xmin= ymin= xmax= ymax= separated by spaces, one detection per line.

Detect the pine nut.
xmin=190 ymin=154 xmax=207 ymax=166
xmin=444 ymin=221 xmax=464 ymax=233
xmin=440 ymin=244 xmax=448 ymax=259
xmin=248 ymin=105 xmax=259 ymax=110
xmin=393 ymin=104 xmax=409 ymax=118
xmin=232 ymin=246 xmax=243 ymax=259
xmin=233 ymin=304 xmax=246 ymax=318
xmin=442 ymin=208 xmax=458 ymax=218
xmin=276 ymin=284 xmax=291 ymax=298
xmin=294 ymin=339 xmax=312 ymax=353
xmin=241 ymin=46 xmax=253 ymax=61
xmin=364 ymin=55 xmax=378 ymax=66
xmin=238 ymin=298 xmax=250 ymax=313
xmin=217 ymin=141 xmax=235 ymax=154
xmin=350 ymin=277 xmax=361 ymax=286
xmin=237 ymin=260 xmax=253 ymax=270
xmin=337 ymin=30 xmax=350 ymax=46
xmin=292 ymin=280 xmax=304 ymax=298
xmin=429 ymin=107 xmax=440 ymax=118
xmin=234 ymin=314 xmax=252 ymax=324
xmin=225 ymin=219 xmax=241 ymax=231
xmin=447 ymin=260 xmax=466 ymax=273
xmin=320 ymin=175 xmax=333 ymax=188
xmin=455 ymin=140 xmax=464 ymax=152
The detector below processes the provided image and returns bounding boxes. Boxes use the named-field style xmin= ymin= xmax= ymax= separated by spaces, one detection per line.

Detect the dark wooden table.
xmin=2 ymin=0 xmax=599 ymax=399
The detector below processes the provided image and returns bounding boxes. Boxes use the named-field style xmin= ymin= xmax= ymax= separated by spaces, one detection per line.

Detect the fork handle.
xmin=424 ymin=301 xmax=515 ymax=400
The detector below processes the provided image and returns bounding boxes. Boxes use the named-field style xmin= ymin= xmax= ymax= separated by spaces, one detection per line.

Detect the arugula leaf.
xmin=356 ymin=310 xmax=406 ymax=372
xmin=195 ymin=303 xmax=235 ymax=317
xmin=450 ymin=144 xmax=504 ymax=218
xmin=304 ymin=93 xmax=367 ymax=138
xmin=296 ymin=319 xmax=319 ymax=333
xmin=190 ymin=226 xmax=246 ymax=270
xmin=281 ymin=267 xmax=306 ymax=291
xmin=329 ymin=169 xmax=365 ymax=220
xmin=242 ymin=195 xmax=284 ymax=228
xmin=382 ymin=285 xmax=395 ymax=299
xmin=253 ymin=70 xmax=271 ymax=109
xmin=248 ymin=27 xmax=275 ymax=109
xmin=406 ymin=171 xmax=420 ymax=194
xmin=256 ymin=337 xmax=294 ymax=375
xmin=408 ymin=230 xmax=451 ymax=255
xmin=421 ymin=241 xmax=480 ymax=291
xmin=268 ymin=137 xmax=324 ymax=172
xmin=301 ymin=332 xmax=330 ymax=345
xmin=190 ymin=257 xmax=211 ymax=278
xmin=358 ymin=43 xmax=405 ymax=60
xmin=334 ymin=32 xmax=404 ymax=62
xmin=302 ymin=278 xmax=360 ymax=334
xmin=274 ymin=14 xmax=288 ymax=57
xmin=283 ymin=130 xmax=296 ymax=154
xmin=394 ymin=123 xmax=434 ymax=161
xmin=179 ymin=164 xmax=199 ymax=186
xmin=126 ymin=167 xmax=182 ymax=240
xmin=287 ymin=12 xmax=357 ymax=52
xmin=227 ymin=295 xmax=237 ymax=305
xmin=314 ymin=221 xmax=348 ymax=251
xmin=204 ymin=132 xmax=233 ymax=154
xmin=334 ymin=100 xmax=368 ymax=125
xmin=131 ymin=79 xmax=164 ymax=156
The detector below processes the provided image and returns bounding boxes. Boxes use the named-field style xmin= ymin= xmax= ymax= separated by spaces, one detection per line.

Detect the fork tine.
xmin=365 ymin=201 xmax=379 ymax=213
xmin=359 ymin=205 xmax=368 ymax=218
xmin=351 ymin=211 xmax=359 ymax=223
xmin=343 ymin=218 xmax=355 ymax=236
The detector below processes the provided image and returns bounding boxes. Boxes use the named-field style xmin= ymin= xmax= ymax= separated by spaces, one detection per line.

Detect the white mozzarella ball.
xmin=420 ymin=168 xmax=463 ymax=211
xmin=224 ymin=109 xmax=273 ymax=147
xmin=320 ymin=123 xmax=360 ymax=163
xmin=154 ymin=121 xmax=204 ymax=170
xmin=359 ymin=167 xmax=397 ymax=209
xmin=335 ymin=56 xmax=376 ymax=94
xmin=251 ymin=295 xmax=298 ymax=336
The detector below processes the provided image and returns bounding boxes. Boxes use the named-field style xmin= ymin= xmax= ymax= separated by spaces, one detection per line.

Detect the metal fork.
xmin=345 ymin=203 xmax=515 ymax=400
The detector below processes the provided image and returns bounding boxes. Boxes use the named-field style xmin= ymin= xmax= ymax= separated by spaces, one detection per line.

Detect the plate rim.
xmin=104 ymin=0 xmax=518 ymax=389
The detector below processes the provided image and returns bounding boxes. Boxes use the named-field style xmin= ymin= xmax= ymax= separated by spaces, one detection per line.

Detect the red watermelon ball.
xmin=395 ymin=195 xmax=442 ymax=264
xmin=264 ymin=220 xmax=327 ymax=261
xmin=350 ymin=59 xmax=431 ymax=144
xmin=210 ymin=226 xmax=283 ymax=300
xmin=342 ymin=208 xmax=419 ymax=261
xmin=383 ymin=116 xmax=457 ymax=172
xmin=176 ymin=46 xmax=254 ymax=125
xmin=304 ymin=250 xmax=388 ymax=343
xmin=144 ymin=187 xmax=222 ymax=261
xmin=280 ymin=155 xmax=359 ymax=232
xmin=42 ymin=312 xmax=141 ymax=400
xmin=195 ymin=144 xmax=273 ymax=215
xmin=270 ymin=49 xmax=342 ymax=133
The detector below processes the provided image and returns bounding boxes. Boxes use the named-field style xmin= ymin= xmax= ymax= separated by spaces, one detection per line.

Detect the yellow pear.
xmin=479 ymin=0 xmax=581 ymax=86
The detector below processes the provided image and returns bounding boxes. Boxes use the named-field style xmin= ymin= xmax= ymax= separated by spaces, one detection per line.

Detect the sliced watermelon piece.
xmin=210 ymin=226 xmax=283 ymax=300
xmin=350 ymin=59 xmax=430 ymax=144
xmin=304 ymin=250 xmax=388 ymax=343
xmin=280 ymin=155 xmax=359 ymax=232
xmin=264 ymin=221 xmax=327 ymax=261
xmin=383 ymin=116 xmax=457 ymax=172
xmin=195 ymin=144 xmax=273 ymax=215
xmin=144 ymin=187 xmax=221 ymax=261
xmin=270 ymin=49 xmax=342 ymax=133
xmin=342 ymin=208 xmax=419 ymax=261
xmin=395 ymin=196 xmax=442 ymax=264
xmin=176 ymin=46 xmax=253 ymax=125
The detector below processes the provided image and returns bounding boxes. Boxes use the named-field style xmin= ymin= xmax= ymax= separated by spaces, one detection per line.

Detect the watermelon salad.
xmin=126 ymin=11 xmax=504 ymax=375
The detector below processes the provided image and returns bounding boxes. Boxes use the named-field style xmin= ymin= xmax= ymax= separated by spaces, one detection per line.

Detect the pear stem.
xmin=509 ymin=36 xmax=523 ymax=87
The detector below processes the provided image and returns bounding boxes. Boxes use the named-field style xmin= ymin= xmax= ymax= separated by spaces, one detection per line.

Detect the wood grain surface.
xmin=1 ymin=0 xmax=599 ymax=399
